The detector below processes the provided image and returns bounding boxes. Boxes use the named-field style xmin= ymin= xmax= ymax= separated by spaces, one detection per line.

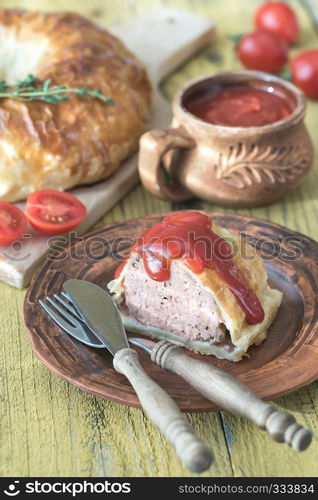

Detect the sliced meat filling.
xmin=122 ymin=255 xmax=229 ymax=344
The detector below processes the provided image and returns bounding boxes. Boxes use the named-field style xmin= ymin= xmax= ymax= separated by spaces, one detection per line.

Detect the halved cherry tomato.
xmin=26 ymin=190 xmax=87 ymax=235
xmin=238 ymin=29 xmax=288 ymax=74
xmin=0 ymin=202 xmax=27 ymax=246
xmin=255 ymin=1 xmax=299 ymax=45
xmin=291 ymin=50 xmax=318 ymax=99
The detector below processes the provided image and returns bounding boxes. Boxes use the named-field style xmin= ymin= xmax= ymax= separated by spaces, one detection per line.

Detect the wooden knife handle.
xmin=113 ymin=348 xmax=213 ymax=473
xmin=152 ymin=341 xmax=312 ymax=452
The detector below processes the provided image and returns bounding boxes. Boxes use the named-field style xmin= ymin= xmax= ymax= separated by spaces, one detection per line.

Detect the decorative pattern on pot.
xmin=214 ymin=143 xmax=311 ymax=189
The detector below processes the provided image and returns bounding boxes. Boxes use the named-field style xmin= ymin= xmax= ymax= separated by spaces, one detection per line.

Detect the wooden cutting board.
xmin=0 ymin=7 xmax=214 ymax=288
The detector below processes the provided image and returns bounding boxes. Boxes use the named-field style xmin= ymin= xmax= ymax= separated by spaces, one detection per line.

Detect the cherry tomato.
xmin=291 ymin=50 xmax=318 ymax=99
xmin=0 ymin=202 xmax=27 ymax=246
xmin=238 ymin=29 xmax=288 ymax=73
xmin=26 ymin=190 xmax=87 ymax=235
xmin=255 ymin=1 xmax=299 ymax=45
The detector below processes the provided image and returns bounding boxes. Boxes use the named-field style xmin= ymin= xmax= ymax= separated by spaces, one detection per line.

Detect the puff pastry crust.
xmin=108 ymin=222 xmax=283 ymax=362
xmin=0 ymin=9 xmax=151 ymax=202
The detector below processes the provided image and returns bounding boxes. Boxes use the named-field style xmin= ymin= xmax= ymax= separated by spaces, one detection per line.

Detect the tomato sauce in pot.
xmin=185 ymin=81 xmax=294 ymax=127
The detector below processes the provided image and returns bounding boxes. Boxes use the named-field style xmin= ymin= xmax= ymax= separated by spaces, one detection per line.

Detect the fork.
xmin=40 ymin=292 xmax=105 ymax=348
xmin=39 ymin=292 xmax=214 ymax=473
xmin=40 ymin=292 xmax=313 ymax=453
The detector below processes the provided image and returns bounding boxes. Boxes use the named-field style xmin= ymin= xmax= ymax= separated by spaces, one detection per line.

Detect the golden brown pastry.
xmin=108 ymin=211 xmax=283 ymax=362
xmin=0 ymin=9 xmax=151 ymax=202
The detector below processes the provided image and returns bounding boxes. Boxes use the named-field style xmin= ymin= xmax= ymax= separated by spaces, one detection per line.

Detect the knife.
xmin=63 ymin=279 xmax=213 ymax=473
xmin=129 ymin=338 xmax=312 ymax=452
xmin=59 ymin=280 xmax=312 ymax=452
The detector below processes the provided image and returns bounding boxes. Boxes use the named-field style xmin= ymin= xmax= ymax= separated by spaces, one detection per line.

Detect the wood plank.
xmin=0 ymin=0 xmax=229 ymax=478
xmin=99 ymin=0 xmax=318 ymax=478
xmin=0 ymin=281 xmax=232 ymax=476
xmin=183 ymin=0 xmax=318 ymax=477
xmin=301 ymin=0 xmax=318 ymax=30
xmin=113 ymin=0 xmax=318 ymax=478
xmin=1 ymin=0 xmax=318 ymax=478
xmin=220 ymin=390 xmax=318 ymax=477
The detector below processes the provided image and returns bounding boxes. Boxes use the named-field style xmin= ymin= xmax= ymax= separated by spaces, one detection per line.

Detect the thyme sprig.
xmin=0 ymin=74 xmax=113 ymax=104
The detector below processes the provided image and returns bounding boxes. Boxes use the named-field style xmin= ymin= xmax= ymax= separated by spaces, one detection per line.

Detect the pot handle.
xmin=138 ymin=128 xmax=195 ymax=202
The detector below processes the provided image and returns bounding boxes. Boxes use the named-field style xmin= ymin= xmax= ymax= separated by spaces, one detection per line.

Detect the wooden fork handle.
xmin=113 ymin=348 xmax=213 ymax=473
xmin=151 ymin=341 xmax=312 ymax=452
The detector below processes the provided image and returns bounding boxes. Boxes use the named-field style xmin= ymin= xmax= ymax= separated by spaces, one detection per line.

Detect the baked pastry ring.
xmin=0 ymin=9 xmax=151 ymax=202
xmin=108 ymin=216 xmax=283 ymax=362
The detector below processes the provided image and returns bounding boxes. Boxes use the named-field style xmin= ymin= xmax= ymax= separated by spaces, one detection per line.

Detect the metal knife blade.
xmin=128 ymin=337 xmax=156 ymax=355
xmin=63 ymin=279 xmax=129 ymax=356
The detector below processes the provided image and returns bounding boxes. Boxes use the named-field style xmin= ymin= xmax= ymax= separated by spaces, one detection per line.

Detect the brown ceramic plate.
xmin=24 ymin=213 xmax=318 ymax=412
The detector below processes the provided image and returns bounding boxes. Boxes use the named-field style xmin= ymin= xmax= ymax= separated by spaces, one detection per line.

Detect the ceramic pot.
xmin=138 ymin=70 xmax=314 ymax=207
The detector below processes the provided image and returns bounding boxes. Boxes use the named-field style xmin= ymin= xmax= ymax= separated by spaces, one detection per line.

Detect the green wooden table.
xmin=1 ymin=0 xmax=317 ymax=477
